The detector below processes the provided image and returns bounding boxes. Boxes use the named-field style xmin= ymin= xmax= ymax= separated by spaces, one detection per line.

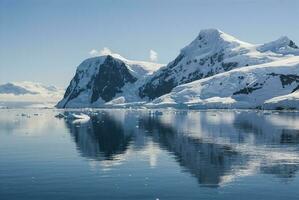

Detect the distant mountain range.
xmin=0 ymin=81 xmax=64 ymax=108
xmin=56 ymin=29 xmax=299 ymax=110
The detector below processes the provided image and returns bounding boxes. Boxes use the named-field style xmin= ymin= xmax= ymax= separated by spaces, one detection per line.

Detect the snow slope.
xmin=0 ymin=81 xmax=64 ymax=108
xmin=263 ymin=91 xmax=299 ymax=110
xmin=148 ymin=57 xmax=299 ymax=109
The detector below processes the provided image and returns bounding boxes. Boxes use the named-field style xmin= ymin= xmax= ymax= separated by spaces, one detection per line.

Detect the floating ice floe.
xmin=67 ymin=113 xmax=91 ymax=124
xmin=55 ymin=112 xmax=91 ymax=123
xmin=68 ymin=113 xmax=90 ymax=120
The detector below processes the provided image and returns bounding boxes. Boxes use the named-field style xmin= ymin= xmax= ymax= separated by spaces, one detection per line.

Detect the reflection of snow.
xmin=220 ymin=160 xmax=260 ymax=186
xmin=68 ymin=113 xmax=91 ymax=124
xmin=218 ymin=143 xmax=299 ymax=186
xmin=3 ymin=109 xmax=299 ymax=187
xmin=87 ymin=150 xmax=131 ymax=172
xmin=87 ymin=140 xmax=162 ymax=172
xmin=84 ymin=110 xmax=299 ymax=186
xmin=265 ymin=114 xmax=299 ymax=130
xmin=140 ymin=141 xmax=161 ymax=168
xmin=144 ymin=110 xmax=299 ymax=186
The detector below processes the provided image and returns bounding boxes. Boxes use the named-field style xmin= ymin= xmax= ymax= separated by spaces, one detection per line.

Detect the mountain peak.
xmin=181 ymin=29 xmax=252 ymax=57
xmin=257 ymin=36 xmax=299 ymax=55
xmin=100 ymin=51 xmax=128 ymax=61
xmin=197 ymin=29 xmax=251 ymax=45
xmin=197 ymin=28 xmax=222 ymax=37
xmin=277 ymin=36 xmax=298 ymax=49
xmin=270 ymin=36 xmax=298 ymax=48
xmin=80 ymin=50 xmax=163 ymax=78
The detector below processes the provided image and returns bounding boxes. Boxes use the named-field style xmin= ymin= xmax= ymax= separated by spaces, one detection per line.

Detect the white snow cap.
xmin=181 ymin=28 xmax=252 ymax=56
xmin=257 ymin=36 xmax=299 ymax=55
xmin=99 ymin=47 xmax=127 ymax=60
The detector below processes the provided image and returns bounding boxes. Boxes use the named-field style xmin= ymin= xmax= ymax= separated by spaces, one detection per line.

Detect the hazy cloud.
xmin=89 ymin=47 xmax=114 ymax=57
xmin=100 ymin=47 xmax=113 ymax=55
xmin=89 ymin=49 xmax=99 ymax=56
xmin=149 ymin=50 xmax=158 ymax=62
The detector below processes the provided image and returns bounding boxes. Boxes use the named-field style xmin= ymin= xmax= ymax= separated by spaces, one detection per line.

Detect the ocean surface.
xmin=0 ymin=109 xmax=299 ymax=200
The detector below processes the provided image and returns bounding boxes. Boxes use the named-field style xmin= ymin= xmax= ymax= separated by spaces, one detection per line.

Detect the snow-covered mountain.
xmin=149 ymin=57 xmax=299 ymax=109
xmin=57 ymin=29 xmax=299 ymax=109
xmin=139 ymin=29 xmax=299 ymax=100
xmin=0 ymin=81 xmax=64 ymax=108
xmin=257 ymin=36 xmax=299 ymax=55
xmin=57 ymin=54 xmax=163 ymax=108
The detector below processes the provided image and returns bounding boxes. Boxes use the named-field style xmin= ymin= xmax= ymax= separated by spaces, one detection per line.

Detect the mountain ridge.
xmin=57 ymin=29 xmax=299 ymax=109
xmin=139 ymin=29 xmax=299 ymax=100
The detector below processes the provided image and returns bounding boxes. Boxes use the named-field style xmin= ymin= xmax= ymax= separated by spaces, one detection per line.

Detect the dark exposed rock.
xmin=188 ymin=71 xmax=204 ymax=82
xmin=268 ymin=73 xmax=299 ymax=88
xmin=138 ymin=55 xmax=185 ymax=100
xmin=217 ymin=52 xmax=224 ymax=62
xmin=199 ymin=58 xmax=207 ymax=65
xmin=234 ymin=73 xmax=299 ymax=96
xmin=292 ymin=85 xmax=299 ymax=93
xmin=139 ymin=78 xmax=176 ymax=100
xmin=253 ymin=83 xmax=259 ymax=87
xmin=62 ymin=72 xmax=86 ymax=107
xmin=222 ymin=62 xmax=238 ymax=71
xmin=289 ymin=40 xmax=298 ymax=49
xmin=169 ymin=54 xmax=184 ymax=69
xmin=279 ymin=74 xmax=299 ymax=87
xmin=64 ymin=72 xmax=81 ymax=98
xmin=233 ymin=86 xmax=262 ymax=95
xmin=91 ymin=56 xmax=137 ymax=102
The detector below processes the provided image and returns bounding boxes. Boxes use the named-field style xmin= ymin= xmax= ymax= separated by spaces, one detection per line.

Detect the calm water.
xmin=1 ymin=109 xmax=299 ymax=200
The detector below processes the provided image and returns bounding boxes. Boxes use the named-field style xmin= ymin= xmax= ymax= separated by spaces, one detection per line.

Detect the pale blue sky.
xmin=1 ymin=0 xmax=298 ymax=87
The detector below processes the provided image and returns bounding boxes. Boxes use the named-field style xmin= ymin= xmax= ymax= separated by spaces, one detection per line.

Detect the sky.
xmin=0 ymin=0 xmax=299 ymax=88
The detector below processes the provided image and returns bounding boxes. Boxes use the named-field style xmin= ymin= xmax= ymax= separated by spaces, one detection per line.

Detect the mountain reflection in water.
xmin=65 ymin=110 xmax=299 ymax=187
xmin=66 ymin=113 xmax=133 ymax=160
